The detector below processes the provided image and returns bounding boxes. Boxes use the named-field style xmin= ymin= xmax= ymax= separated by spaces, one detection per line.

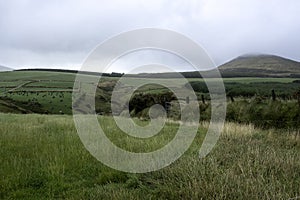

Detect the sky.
xmin=0 ymin=0 xmax=300 ymax=72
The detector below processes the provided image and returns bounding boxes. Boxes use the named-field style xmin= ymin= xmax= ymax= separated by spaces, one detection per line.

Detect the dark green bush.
xmin=129 ymin=92 xmax=176 ymax=115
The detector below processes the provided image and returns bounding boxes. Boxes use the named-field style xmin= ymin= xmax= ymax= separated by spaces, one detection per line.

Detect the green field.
xmin=1 ymin=70 xmax=299 ymax=115
xmin=0 ymin=113 xmax=299 ymax=199
xmin=1 ymin=70 xmax=300 ymax=199
xmin=1 ymin=70 xmax=300 ymax=128
xmin=0 ymin=71 xmax=76 ymax=82
xmin=189 ymin=77 xmax=299 ymax=83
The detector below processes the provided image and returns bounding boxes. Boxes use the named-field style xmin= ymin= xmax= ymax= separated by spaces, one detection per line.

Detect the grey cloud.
xmin=0 ymin=0 xmax=299 ymax=70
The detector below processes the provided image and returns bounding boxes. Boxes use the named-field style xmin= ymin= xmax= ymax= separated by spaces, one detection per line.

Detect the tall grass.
xmin=226 ymin=100 xmax=300 ymax=129
xmin=0 ymin=113 xmax=299 ymax=199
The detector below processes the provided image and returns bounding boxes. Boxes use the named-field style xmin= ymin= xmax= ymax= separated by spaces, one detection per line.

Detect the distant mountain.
xmin=7 ymin=54 xmax=300 ymax=78
xmin=218 ymin=54 xmax=300 ymax=78
xmin=128 ymin=54 xmax=300 ymax=78
xmin=0 ymin=65 xmax=13 ymax=72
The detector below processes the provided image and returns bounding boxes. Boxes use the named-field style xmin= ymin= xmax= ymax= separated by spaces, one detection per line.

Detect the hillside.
xmin=0 ymin=65 xmax=13 ymax=72
xmin=219 ymin=54 xmax=300 ymax=77
xmin=123 ymin=54 xmax=300 ymax=78
xmin=9 ymin=54 xmax=300 ymax=78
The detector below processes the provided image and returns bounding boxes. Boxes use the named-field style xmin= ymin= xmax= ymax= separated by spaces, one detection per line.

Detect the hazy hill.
xmin=218 ymin=54 xmax=300 ymax=78
xmin=7 ymin=54 xmax=300 ymax=78
xmin=0 ymin=65 xmax=13 ymax=72
xmin=126 ymin=54 xmax=300 ymax=78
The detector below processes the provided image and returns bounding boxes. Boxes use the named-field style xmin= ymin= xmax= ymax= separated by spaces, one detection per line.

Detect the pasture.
xmin=0 ymin=70 xmax=300 ymax=199
xmin=0 ymin=113 xmax=299 ymax=199
xmin=1 ymin=70 xmax=299 ymax=115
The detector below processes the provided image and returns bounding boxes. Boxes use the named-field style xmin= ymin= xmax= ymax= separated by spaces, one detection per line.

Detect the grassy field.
xmin=1 ymin=70 xmax=300 ymax=115
xmin=0 ymin=71 xmax=76 ymax=82
xmin=1 ymin=71 xmax=300 ymax=199
xmin=0 ymin=113 xmax=299 ymax=199
xmin=189 ymin=77 xmax=299 ymax=83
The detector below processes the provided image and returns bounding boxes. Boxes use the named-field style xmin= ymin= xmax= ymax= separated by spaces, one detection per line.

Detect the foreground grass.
xmin=0 ymin=114 xmax=299 ymax=199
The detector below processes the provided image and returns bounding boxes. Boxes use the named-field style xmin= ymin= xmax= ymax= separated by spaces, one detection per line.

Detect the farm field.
xmin=0 ymin=70 xmax=300 ymax=199
xmin=0 ymin=113 xmax=299 ymax=199
xmin=1 ymin=70 xmax=300 ymax=115
xmin=0 ymin=71 xmax=88 ymax=114
xmin=1 ymin=70 xmax=300 ymax=130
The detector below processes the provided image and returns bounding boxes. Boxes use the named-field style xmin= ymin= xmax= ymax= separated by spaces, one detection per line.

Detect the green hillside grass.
xmin=0 ymin=71 xmax=76 ymax=81
xmin=1 ymin=70 xmax=300 ymax=199
xmin=0 ymin=113 xmax=299 ymax=199
xmin=0 ymin=71 xmax=300 ymax=127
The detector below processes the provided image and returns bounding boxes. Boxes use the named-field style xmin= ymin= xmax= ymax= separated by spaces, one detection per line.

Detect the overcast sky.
xmin=0 ymin=0 xmax=300 ymax=72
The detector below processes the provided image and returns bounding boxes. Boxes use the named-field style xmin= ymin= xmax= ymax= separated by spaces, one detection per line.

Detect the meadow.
xmin=1 ymin=70 xmax=300 ymax=116
xmin=1 ymin=70 xmax=300 ymax=199
xmin=0 ymin=113 xmax=299 ymax=199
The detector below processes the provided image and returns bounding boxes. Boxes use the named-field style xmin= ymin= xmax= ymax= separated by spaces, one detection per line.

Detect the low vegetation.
xmin=1 ymin=69 xmax=300 ymax=199
xmin=1 ymin=70 xmax=300 ymax=129
xmin=0 ymin=113 xmax=299 ymax=199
